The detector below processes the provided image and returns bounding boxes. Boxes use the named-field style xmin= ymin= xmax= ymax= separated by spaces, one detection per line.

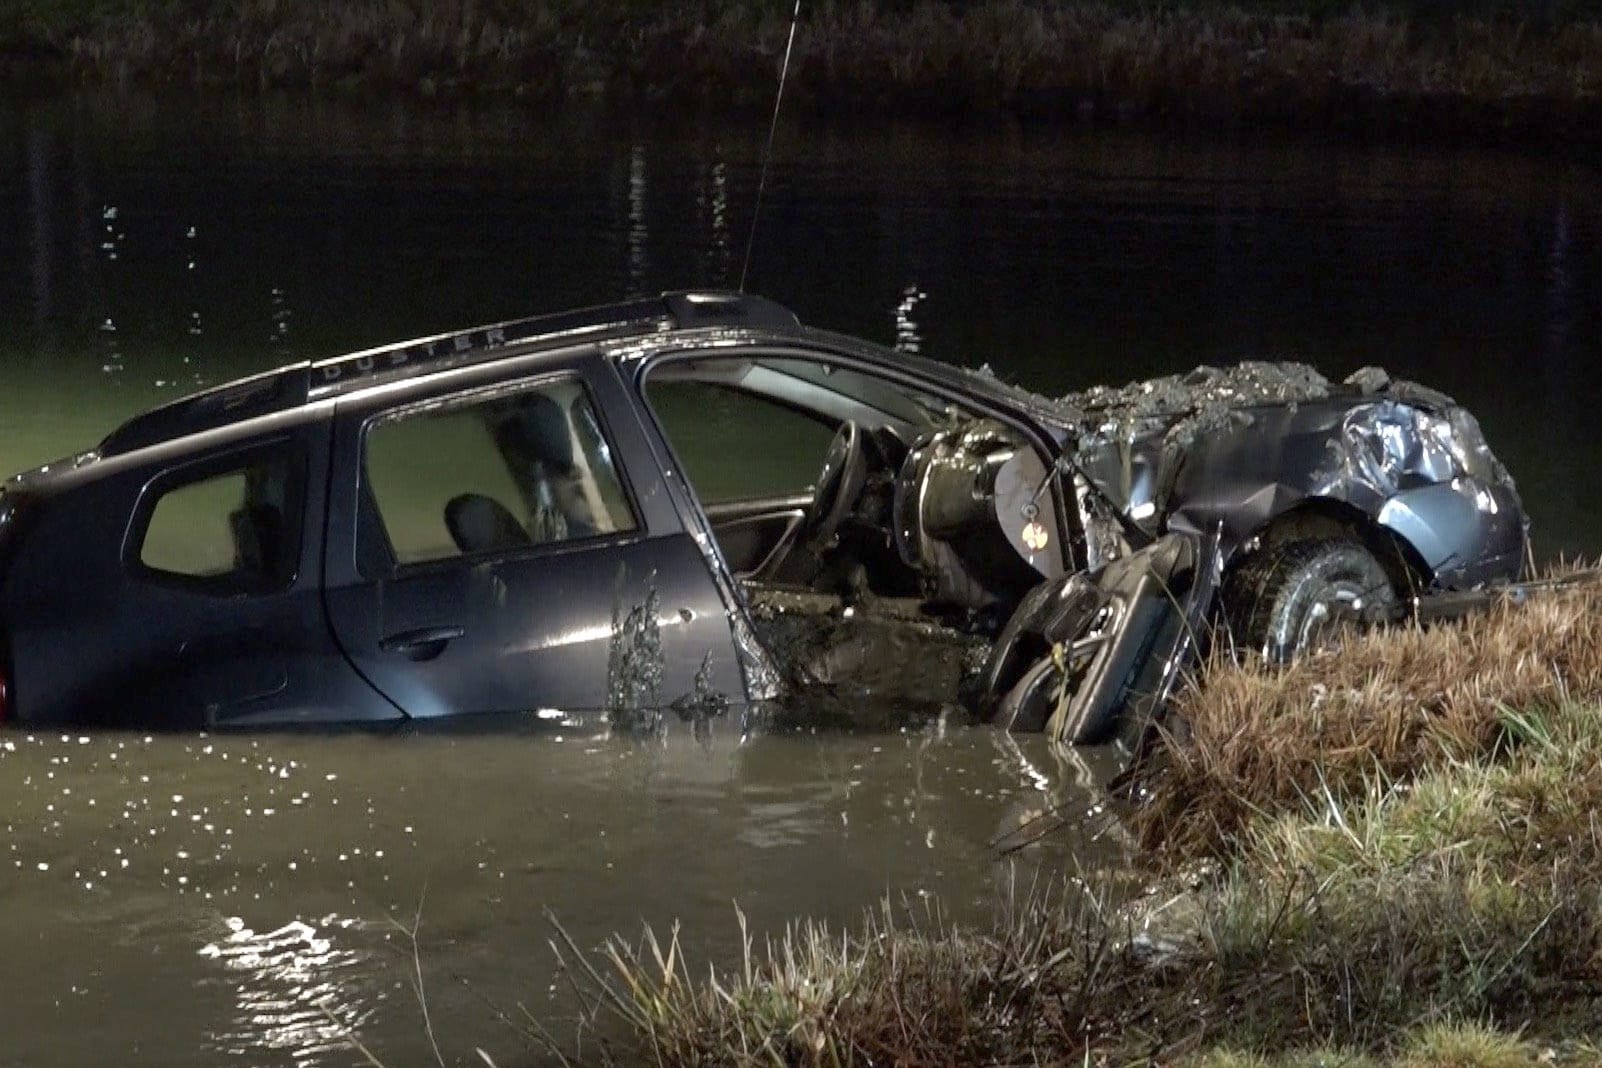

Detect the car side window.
xmin=136 ymin=447 xmax=304 ymax=592
xmin=362 ymin=378 xmax=636 ymax=571
xmin=647 ymin=380 xmax=836 ymax=504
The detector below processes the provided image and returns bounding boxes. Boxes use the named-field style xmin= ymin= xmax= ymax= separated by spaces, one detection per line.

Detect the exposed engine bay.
xmin=894 ymin=421 xmax=1064 ymax=609
xmin=749 ymin=417 xmax=1068 ymax=719
xmin=766 ymin=417 xmax=1062 ymax=603
xmin=742 ymin=416 xmax=1064 ymax=713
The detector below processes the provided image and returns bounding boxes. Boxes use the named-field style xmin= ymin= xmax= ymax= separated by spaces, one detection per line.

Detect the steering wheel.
xmin=804 ymin=420 xmax=869 ymax=550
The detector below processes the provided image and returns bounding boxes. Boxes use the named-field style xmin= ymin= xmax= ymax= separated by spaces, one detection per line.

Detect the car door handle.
xmin=380 ymin=625 xmax=466 ymax=660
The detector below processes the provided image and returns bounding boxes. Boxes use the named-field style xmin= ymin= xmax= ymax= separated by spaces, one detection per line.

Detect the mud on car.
xmin=0 ymin=293 xmax=1527 ymax=738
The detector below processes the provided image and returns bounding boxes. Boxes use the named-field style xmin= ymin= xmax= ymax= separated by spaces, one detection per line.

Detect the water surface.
xmin=0 ymin=722 xmax=1114 ymax=1066
xmin=1 ymin=95 xmax=1598 ymax=552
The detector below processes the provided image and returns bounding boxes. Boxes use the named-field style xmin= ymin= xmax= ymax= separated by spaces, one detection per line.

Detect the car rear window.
xmin=134 ymin=445 xmax=305 ymax=592
xmin=361 ymin=378 xmax=636 ymax=571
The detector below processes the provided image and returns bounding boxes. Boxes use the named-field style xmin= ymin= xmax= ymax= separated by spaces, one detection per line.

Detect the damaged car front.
xmin=624 ymin=318 xmax=1526 ymax=750
xmin=970 ymin=361 xmax=1528 ymax=748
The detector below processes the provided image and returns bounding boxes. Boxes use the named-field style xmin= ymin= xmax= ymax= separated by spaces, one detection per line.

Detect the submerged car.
xmin=0 ymin=292 xmax=1527 ymax=738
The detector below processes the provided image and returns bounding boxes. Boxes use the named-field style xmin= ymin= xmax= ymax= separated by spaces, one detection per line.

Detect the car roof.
xmin=3 ymin=290 xmax=1066 ymax=499
xmin=94 ymin=291 xmax=802 ymax=459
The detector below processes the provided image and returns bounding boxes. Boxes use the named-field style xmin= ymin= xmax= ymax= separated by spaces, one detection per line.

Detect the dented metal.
xmin=1054 ymin=361 xmax=1527 ymax=583
xmin=967 ymin=358 xmax=1527 ymax=746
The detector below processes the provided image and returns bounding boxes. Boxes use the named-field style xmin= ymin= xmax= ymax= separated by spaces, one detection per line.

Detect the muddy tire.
xmin=1224 ymin=537 xmax=1397 ymax=664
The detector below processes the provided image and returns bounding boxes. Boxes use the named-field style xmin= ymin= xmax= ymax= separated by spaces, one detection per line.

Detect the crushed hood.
xmin=1029 ymin=361 xmax=1523 ymax=584
xmin=1054 ymin=360 xmax=1373 ymax=452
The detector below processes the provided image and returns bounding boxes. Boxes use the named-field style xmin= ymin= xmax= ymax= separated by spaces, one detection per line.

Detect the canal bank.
xmin=577 ymin=576 xmax=1602 ymax=1066
xmin=3 ymin=1 xmax=1602 ymax=145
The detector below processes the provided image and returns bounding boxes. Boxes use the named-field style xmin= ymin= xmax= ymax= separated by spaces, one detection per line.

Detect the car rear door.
xmin=1 ymin=417 xmax=396 ymax=729
xmin=321 ymin=349 xmax=747 ymax=721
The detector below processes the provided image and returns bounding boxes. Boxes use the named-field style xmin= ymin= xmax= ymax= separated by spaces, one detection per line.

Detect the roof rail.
xmin=99 ymin=363 xmax=313 ymax=457
xmin=308 ymin=291 xmax=797 ymax=394
xmin=97 ymin=291 xmax=800 ymax=456
xmin=662 ymin=291 xmax=799 ymax=331
xmin=309 ymin=296 xmax=669 ymax=394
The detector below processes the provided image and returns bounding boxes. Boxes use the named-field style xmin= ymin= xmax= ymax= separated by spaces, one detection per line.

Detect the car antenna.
xmin=739 ymin=0 xmax=803 ymax=294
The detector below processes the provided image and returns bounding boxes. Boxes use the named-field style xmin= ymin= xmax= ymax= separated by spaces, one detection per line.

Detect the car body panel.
xmin=320 ymin=348 xmax=748 ymax=721
xmin=1 ymin=417 xmax=382 ymax=728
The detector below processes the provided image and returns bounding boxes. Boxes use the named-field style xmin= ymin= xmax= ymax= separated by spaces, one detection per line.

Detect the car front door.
xmin=322 ymin=351 xmax=748 ymax=722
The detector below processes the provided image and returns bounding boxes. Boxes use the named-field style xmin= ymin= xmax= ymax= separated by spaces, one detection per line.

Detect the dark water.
xmin=0 ymin=93 xmax=1600 ymax=1065
xmin=0 ymin=723 xmax=1117 ymax=1066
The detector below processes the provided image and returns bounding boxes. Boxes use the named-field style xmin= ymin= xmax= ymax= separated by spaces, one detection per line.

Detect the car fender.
xmin=1160 ymin=398 xmax=1525 ymax=587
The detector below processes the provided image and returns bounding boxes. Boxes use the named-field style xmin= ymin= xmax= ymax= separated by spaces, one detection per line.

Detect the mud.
xmin=670 ymin=652 xmax=731 ymax=741
xmin=1058 ymin=360 xmax=1337 ymax=450
xmin=606 ymin=585 xmax=665 ymax=734
xmin=745 ymin=586 xmax=991 ymax=729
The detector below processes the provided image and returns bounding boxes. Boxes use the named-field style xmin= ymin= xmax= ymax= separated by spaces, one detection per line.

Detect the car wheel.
xmin=1225 ymin=537 xmax=1397 ymax=663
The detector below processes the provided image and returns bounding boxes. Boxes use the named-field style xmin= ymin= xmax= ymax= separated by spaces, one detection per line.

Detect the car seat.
xmin=229 ymin=504 xmax=285 ymax=585
xmin=445 ymin=493 xmax=531 ymax=555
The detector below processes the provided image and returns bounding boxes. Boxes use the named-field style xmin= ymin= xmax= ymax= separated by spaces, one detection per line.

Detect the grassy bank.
xmin=543 ymin=578 xmax=1602 ymax=1065
xmin=4 ymin=1 xmax=1602 ymax=141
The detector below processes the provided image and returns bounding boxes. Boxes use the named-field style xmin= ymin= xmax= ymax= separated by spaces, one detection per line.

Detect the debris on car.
xmin=0 ymin=292 xmax=1528 ymax=742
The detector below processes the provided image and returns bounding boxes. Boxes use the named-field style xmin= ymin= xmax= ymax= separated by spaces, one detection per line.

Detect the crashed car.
xmin=0 ymin=292 xmax=1526 ymax=735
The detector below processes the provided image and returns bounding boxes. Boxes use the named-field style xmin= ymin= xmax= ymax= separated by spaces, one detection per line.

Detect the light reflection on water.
xmin=3 ymin=91 xmax=1601 ymax=1065
xmin=2 ymin=95 xmax=1600 ymax=553
xmin=894 ymin=283 xmax=927 ymax=354
xmin=199 ymin=915 xmax=380 ymax=1064
xmin=0 ymin=722 xmax=1112 ymax=1067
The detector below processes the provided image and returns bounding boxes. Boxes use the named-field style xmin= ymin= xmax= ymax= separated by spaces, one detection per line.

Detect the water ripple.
xmin=199 ymin=914 xmax=381 ymax=1065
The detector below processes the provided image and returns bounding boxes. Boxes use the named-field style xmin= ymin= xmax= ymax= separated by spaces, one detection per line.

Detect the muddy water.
xmin=1 ymin=93 xmax=1601 ymax=1065
xmin=0 ymin=722 xmax=1116 ymax=1066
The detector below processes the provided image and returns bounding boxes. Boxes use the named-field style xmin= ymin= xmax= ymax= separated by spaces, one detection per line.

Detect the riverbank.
xmin=553 ymin=577 xmax=1602 ymax=1065
xmin=4 ymin=1 xmax=1602 ymax=144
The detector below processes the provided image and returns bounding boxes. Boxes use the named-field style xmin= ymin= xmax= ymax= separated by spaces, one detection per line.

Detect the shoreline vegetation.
xmin=543 ymin=574 xmax=1602 ymax=1066
xmin=3 ymin=1 xmax=1602 ymax=143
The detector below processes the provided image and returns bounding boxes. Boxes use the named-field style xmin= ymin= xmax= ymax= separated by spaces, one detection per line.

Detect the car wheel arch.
xmin=1229 ymin=496 xmax=1432 ymax=601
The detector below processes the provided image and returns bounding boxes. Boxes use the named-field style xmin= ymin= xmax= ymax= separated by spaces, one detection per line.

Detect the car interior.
xmin=644 ymin=353 xmax=1068 ymax=703
xmin=360 ymin=378 xmax=637 ymax=575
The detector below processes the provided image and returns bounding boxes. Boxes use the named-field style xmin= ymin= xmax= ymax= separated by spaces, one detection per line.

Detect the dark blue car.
xmin=0 ymin=292 xmax=1527 ymax=739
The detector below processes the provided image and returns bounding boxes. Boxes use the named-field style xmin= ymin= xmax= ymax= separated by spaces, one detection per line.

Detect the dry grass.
xmin=4 ymin=1 xmax=1602 ymax=138
xmin=1130 ymin=572 xmax=1602 ymax=862
xmin=545 ymin=878 xmax=1170 ymax=1067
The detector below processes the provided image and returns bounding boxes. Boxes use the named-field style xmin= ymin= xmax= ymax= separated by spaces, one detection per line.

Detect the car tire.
xmin=1224 ymin=537 xmax=1397 ymax=664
